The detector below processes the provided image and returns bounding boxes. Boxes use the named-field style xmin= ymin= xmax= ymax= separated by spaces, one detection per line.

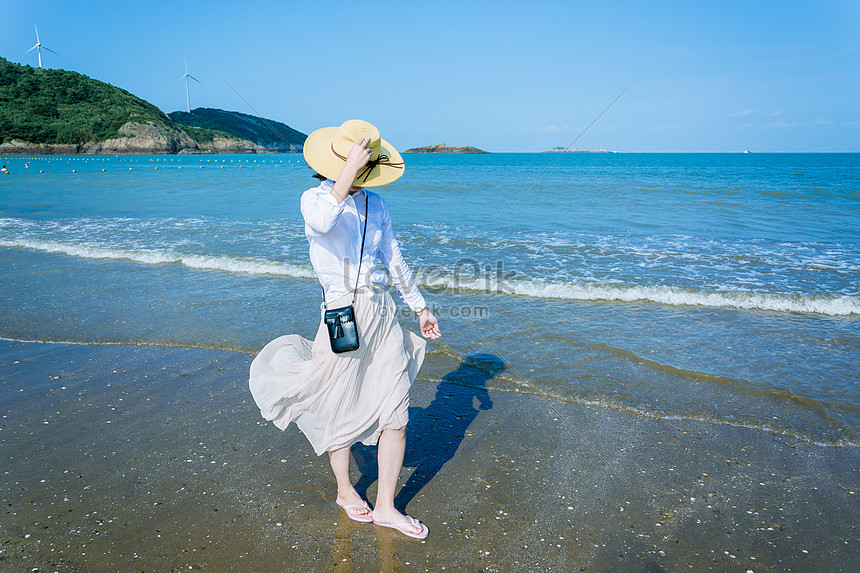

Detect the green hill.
xmin=0 ymin=56 xmax=174 ymax=145
xmin=0 ymin=57 xmax=305 ymax=154
xmin=168 ymin=108 xmax=306 ymax=152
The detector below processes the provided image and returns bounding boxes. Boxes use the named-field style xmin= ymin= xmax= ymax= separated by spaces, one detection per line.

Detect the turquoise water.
xmin=1 ymin=153 xmax=858 ymax=445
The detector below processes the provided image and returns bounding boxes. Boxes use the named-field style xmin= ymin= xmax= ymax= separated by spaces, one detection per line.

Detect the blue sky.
xmin=1 ymin=0 xmax=858 ymax=152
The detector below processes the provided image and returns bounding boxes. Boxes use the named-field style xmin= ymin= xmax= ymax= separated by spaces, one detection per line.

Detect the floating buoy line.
xmin=0 ymin=155 xmax=305 ymax=174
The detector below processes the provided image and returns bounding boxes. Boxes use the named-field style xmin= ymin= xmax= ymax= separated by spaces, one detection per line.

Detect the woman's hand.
xmin=345 ymin=137 xmax=373 ymax=173
xmin=331 ymin=137 xmax=373 ymax=202
xmin=418 ymin=308 xmax=441 ymax=339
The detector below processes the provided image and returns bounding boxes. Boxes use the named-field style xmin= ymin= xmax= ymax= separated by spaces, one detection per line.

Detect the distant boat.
xmin=743 ymin=149 xmax=752 ymax=153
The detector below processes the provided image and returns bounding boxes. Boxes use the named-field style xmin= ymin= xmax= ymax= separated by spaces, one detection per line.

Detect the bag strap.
xmin=323 ymin=192 xmax=369 ymax=310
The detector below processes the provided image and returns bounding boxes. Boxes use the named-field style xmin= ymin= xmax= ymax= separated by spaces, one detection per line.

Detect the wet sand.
xmin=1 ymin=339 xmax=857 ymax=572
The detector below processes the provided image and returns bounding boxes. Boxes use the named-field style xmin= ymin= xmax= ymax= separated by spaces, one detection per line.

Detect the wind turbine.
xmin=25 ymin=25 xmax=57 ymax=68
xmin=180 ymin=60 xmax=201 ymax=113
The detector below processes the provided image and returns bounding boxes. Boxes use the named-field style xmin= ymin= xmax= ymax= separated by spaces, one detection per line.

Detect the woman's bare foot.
xmin=371 ymin=507 xmax=423 ymax=531
xmin=371 ymin=506 xmax=428 ymax=539
xmin=335 ymin=488 xmax=372 ymax=521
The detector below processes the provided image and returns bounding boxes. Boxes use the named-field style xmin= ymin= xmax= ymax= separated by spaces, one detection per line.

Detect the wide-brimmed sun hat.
xmin=303 ymin=119 xmax=405 ymax=187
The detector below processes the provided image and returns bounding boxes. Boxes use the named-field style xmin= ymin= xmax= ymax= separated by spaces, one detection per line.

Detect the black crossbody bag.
xmin=323 ymin=193 xmax=368 ymax=354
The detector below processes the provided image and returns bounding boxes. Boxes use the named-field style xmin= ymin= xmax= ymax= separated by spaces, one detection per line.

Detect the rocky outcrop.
xmin=196 ymin=137 xmax=271 ymax=154
xmin=0 ymin=140 xmax=79 ymax=154
xmin=80 ymin=121 xmax=198 ymax=154
xmin=0 ymin=121 xmax=276 ymax=155
xmin=403 ymin=142 xmax=489 ymax=154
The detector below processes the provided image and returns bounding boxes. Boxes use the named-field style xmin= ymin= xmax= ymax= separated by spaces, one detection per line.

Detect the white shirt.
xmin=300 ymin=180 xmax=427 ymax=312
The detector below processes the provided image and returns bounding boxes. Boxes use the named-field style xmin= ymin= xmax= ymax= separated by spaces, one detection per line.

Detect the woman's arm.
xmin=300 ymin=137 xmax=374 ymax=235
xmin=300 ymin=184 xmax=344 ymax=236
xmin=329 ymin=137 xmax=373 ymax=204
xmin=377 ymin=202 xmax=441 ymax=339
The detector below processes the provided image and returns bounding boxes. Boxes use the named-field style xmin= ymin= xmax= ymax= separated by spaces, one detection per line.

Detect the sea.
xmin=1 ymin=152 xmax=858 ymax=446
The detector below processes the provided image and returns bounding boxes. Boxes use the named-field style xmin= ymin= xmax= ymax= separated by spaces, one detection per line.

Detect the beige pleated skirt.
xmin=249 ymin=287 xmax=426 ymax=455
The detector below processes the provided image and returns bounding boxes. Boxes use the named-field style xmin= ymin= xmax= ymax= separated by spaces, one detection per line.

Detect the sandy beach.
xmin=1 ymin=339 xmax=857 ymax=572
xmin=3 ymin=0 xmax=859 ymax=570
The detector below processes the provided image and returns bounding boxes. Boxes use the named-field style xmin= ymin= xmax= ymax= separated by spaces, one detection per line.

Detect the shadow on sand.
xmin=352 ymin=353 xmax=504 ymax=512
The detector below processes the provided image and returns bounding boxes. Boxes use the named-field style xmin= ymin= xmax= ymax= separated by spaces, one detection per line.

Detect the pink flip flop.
xmin=336 ymin=498 xmax=373 ymax=523
xmin=372 ymin=514 xmax=429 ymax=540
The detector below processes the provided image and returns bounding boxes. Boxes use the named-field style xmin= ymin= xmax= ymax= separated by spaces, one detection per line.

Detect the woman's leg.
xmin=329 ymin=448 xmax=370 ymax=515
xmin=373 ymin=426 xmax=422 ymax=529
xmin=375 ymin=426 xmax=406 ymax=511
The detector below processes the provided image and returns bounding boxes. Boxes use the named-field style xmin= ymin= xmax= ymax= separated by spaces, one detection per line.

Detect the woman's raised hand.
xmin=345 ymin=136 xmax=373 ymax=173
xmin=331 ymin=137 xmax=374 ymax=202
xmin=418 ymin=309 xmax=441 ymax=340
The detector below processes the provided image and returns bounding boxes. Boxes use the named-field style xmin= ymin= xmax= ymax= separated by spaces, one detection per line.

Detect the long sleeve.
xmin=377 ymin=201 xmax=427 ymax=313
xmin=302 ymin=184 xmax=427 ymax=311
xmin=300 ymin=181 xmax=345 ymax=236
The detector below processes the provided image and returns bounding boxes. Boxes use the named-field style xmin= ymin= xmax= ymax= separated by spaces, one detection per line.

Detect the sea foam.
xmin=3 ymin=238 xmax=857 ymax=316
xmin=496 ymin=279 xmax=860 ymax=316
xmin=0 ymin=238 xmax=316 ymax=279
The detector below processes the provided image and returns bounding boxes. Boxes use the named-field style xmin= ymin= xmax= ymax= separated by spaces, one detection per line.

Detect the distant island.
xmin=0 ymin=57 xmax=306 ymax=154
xmin=403 ymin=142 xmax=489 ymax=154
xmin=544 ymin=146 xmax=616 ymax=153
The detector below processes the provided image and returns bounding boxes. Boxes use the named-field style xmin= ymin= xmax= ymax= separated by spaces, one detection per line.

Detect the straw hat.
xmin=303 ymin=119 xmax=405 ymax=187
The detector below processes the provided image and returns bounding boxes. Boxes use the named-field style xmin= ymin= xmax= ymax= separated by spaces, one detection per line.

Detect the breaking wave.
xmin=0 ymin=238 xmax=316 ymax=279
xmin=2 ymin=238 xmax=857 ymax=316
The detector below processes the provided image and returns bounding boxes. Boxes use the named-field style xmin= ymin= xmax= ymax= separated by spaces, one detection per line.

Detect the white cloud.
xmin=534 ymin=124 xmax=568 ymax=133
xmin=729 ymin=109 xmax=784 ymax=119
xmin=727 ymin=108 xmax=758 ymax=117
xmin=765 ymin=118 xmax=842 ymax=128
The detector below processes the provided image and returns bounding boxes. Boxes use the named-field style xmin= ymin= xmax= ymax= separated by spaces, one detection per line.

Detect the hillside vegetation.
xmin=168 ymin=108 xmax=306 ymax=152
xmin=0 ymin=57 xmax=305 ymax=153
xmin=0 ymin=56 xmax=173 ymax=144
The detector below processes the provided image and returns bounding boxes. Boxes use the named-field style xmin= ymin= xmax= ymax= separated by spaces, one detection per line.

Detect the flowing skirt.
xmin=248 ymin=287 xmax=426 ymax=455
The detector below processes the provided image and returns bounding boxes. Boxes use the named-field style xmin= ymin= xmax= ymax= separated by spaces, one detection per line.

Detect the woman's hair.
xmin=312 ymin=172 xmax=327 ymax=181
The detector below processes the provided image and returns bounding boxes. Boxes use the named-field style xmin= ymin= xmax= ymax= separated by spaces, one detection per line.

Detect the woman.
xmin=249 ymin=120 xmax=440 ymax=539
